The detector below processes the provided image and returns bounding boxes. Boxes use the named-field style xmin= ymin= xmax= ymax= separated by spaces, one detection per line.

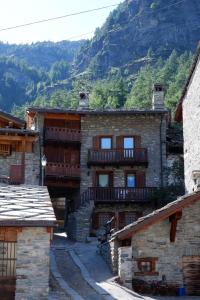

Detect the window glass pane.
xmin=127 ymin=174 xmax=136 ymax=187
xmin=98 ymin=174 xmax=109 ymax=187
xmin=124 ymin=137 xmax=134 ymax=149
xmin=101 ymin=138 xmax=112 ymax=149
xmin=139 ymin=261 xmax=152 ymax=272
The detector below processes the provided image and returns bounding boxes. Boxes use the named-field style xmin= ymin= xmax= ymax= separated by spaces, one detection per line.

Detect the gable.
xmin=0 ymin=111 xmax=25 ymax=129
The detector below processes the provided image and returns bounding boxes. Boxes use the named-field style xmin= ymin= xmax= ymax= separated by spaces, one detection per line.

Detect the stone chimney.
xmin=192 ymin=170 xmax=200 ymax=191
xmin=152 ymin=84 xmax=165 ymax=110
xmin=78 ymin=92 xmax=89 ymax=110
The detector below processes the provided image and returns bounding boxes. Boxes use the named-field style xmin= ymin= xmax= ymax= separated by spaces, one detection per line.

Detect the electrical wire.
xmin=0 ymin=3 xmax=121 ymax=32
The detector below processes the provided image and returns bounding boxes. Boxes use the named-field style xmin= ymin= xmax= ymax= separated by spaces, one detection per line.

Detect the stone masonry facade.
xmin=15 ymin=227 xmax=51 ymax=300
xmin=126 ymin=201 xmax=200 ymax=287
xmin=80 ymin=113 xmax=167 ymax=192
xmin=0 ymin=151 xmax=39 ymax=185
xmin=182 ymin=55 xmax=200 ymax=193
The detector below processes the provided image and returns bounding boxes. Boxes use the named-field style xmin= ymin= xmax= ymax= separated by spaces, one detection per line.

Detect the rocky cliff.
xmin=73 ymin=0 xmax=200 ymax=78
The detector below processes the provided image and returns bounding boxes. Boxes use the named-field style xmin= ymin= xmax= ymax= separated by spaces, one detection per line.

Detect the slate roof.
xmin=0 ymin=185 xmax=57 ymax=227
xmin=27 ymin=106 xmax=169 ymax=116
xmin=112 ymin=189 xmax=200 ymax=240
xmin=0 ymin=110 xmax=25 ymax=127
xmin=0 ymin=128 xmax=38 ymax=136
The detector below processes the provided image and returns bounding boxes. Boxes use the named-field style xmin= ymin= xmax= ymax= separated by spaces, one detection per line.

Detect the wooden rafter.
xmin=169 ymin=211 xmax=182 ymax=242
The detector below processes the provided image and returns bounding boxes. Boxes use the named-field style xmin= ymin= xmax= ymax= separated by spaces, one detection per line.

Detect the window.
xmin=0 ymin=241 xmax=16 ymax=277
xmin=123 ymin=137 xmax=134 ymax=149
xmin=135 ymin=258 xmax=159 ymax=276
xmin=126 ymin=174 xmax=136 ymax=188
xmin=0 ymin=144 xmax=11 ymax=156
xmin=100 ymin=137 xmax=112 ymax=149
xmin=98 ymin=174 xmax=109 ymax=187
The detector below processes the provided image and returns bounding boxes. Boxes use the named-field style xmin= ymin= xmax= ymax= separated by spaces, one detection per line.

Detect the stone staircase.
xmin=67 ymin=191 xmax=94 ymax=242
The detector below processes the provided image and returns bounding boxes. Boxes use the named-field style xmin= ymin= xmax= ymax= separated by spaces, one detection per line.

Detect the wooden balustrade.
xmin=45 ymin=162 xmax=80 ymax=178
xmin=45 ymin=127 xmax=81 ymax=143
xmin=80 ymin=187 xmax=156 ymax=204
xmin=88 ymin=148 xmax=148 ymax=166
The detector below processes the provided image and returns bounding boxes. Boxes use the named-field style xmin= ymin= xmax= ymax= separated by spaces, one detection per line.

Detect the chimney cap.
xmin=153 ymin=83 xmax=165 ymax=92
xmin=79 ymin=92 xmax=88 ymax=99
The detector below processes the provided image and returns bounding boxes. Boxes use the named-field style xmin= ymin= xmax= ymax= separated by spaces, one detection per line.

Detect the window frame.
xmin=135 ymin=257 xmax=159 ymax=276
xmin=123 ymin=136 xmax=135 ymax=149
xmin=96 ymin=171 xmax=113 ymax=187
xmin=100 ymin=136 xmax=113 ymax=150
xmin=125 ymin=171 xmax=136 ymax=188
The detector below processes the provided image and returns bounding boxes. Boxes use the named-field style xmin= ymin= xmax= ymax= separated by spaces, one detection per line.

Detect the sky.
xmin=0 ymin=0 xmax=122 ymax=44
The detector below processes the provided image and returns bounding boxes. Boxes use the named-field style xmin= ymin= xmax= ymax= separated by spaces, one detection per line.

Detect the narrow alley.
xmin=49 ymin=233 xmax=199 ymax=300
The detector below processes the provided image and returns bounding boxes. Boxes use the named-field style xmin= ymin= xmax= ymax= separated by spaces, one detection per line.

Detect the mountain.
xmin=73 ymin=0 xmax=200 ymax=79
xmin=0 ymin=40 xmax=84 ymax=71
xmin=1 ymin=0 xmax=200 ymax=113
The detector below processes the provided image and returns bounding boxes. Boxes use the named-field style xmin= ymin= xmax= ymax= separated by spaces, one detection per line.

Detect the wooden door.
xmin=182 ymin=256 xmax=200 ymax=295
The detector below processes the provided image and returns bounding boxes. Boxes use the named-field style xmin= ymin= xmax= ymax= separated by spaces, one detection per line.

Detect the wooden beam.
xmin=44 ymin=113 xmax=80 ymax=121
xmin=0 ymin=135 xmax=36 ymax=142
xmin=169 ymin=211 xmax=182 ymax=242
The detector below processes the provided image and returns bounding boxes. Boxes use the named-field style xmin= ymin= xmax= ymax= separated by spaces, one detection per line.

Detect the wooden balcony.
xmin=81 ymin=187 xmax=156 ymax=203
xmin=45 ymin=163 xmax=80 ymax=179
xmin=44 ymin=127 xmax=81 ymax=143
xmin=88 ymin=148 xmax=148 ymax=167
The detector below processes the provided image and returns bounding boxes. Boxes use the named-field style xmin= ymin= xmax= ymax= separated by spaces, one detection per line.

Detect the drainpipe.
xmin=160 ymin=114 xmax=164 ymax=188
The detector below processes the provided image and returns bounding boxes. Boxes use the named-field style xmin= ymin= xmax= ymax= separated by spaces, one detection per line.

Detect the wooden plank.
xmin=44 ymin=113 xmax=80 ymax=120
xmin=0 ymin=135 xmax=36 ymax=142
xmin=183 ymin=256 xmax=200 ymax=295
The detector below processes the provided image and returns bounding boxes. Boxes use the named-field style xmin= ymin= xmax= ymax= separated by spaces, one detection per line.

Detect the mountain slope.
xmin=73 ymin=0 xmax=200 ymax=78
xmin=0 ymin=40 xmax=84 ymax=70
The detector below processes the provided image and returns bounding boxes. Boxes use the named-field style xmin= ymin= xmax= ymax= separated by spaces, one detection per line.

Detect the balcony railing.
xmin=45 ymin=127 xmax=81 ymax=143
xmin=80 ymin=187 xmax=156 ymax=204
xmin=88 ymin=148 xmax=148 ymax=166
xmin=45 ymin=163 xmax=80 ymax=179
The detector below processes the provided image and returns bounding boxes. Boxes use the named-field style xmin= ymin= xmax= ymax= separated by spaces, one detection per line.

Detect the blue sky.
xmin=0 ymin=0 xmax=122 ymax=44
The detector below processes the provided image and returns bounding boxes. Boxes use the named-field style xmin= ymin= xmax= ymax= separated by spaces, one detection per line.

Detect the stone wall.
xmin=25 ymin=151 xmax=40 ymax=185
xmin=99 ymin=238 xmax=120 ymax=275
xmin=0 ymin=150 xmax=39 ymax=185
xmin=182 ymin=55 xmax=200 ymax=193
xmin=131 ymin=200 xmax=200 ymax=287
xmin=118 ymin=246 xmax=132 ymax=289
xmin=80 ymin=114 xmax=167 ymax=193
xmin=15 ymin=227 xmax=51 ymax=300
xmin=67 ymin=201 xmax=94 ymax=242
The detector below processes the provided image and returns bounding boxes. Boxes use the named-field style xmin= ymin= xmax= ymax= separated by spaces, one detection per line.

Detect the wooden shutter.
xmin=93 ymin=136 xmax=100 ymax=149
xmin=134 ymin=136 xmax=141 ymax=148
xmin=92 ymin=171 xmax=97 ymax=187
xmin=109 ymin=172 xmax=114 ymax=187
xmin=92 ymin=212 xmax=99 ymax=229
xmin=116 ymin=136 xmax=123 ymax=149
xmin=136 ymin=171 xmax=146 ymax=187
xmin=9 ymin=165 xmax=23 ymax=185
xmin=118 ymin=212 xmax=126 ymax=229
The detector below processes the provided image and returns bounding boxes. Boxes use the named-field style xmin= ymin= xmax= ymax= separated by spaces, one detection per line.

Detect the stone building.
xmin=106 ymin=42 xmax=200 ymax=297
xmin=26 ymin=107 xmax=81 ymax=225
xmin=0 ymin=110 xmax=39 ymax=185
xmin=111 ymin=190 xmax=200 ymax=296
xmin=175 ymin=43 xmax=200 ymax=193
xmin=0 ymin=185 xmax=56 ymax=300
xmin=27 ymin=85 xmax=169 ymax=241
